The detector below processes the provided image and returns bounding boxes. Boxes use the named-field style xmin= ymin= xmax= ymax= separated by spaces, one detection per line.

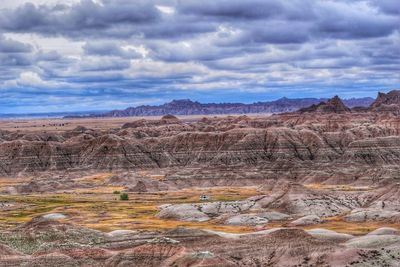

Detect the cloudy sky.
xmin=0 ymin=0 xmax=399 ymax=113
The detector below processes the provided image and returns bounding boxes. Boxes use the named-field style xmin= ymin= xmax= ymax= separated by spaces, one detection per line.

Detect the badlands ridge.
xmin=0 ymin=90 xmax=400 ymax=266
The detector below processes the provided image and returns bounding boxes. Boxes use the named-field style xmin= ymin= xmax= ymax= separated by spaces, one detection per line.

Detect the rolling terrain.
xmin=1 ymin=90 xmax=400 ymax=266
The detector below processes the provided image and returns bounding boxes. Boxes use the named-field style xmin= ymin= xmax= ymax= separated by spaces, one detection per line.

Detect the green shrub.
xmin=113 ymin=191 xmax=120 ymax=194
xmin=119 ymin=193 xmax=129 ymax=201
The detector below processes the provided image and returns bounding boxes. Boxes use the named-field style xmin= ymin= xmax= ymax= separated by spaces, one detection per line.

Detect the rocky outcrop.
xmin=156 ymin=204 xmax=210 ymax=222
xmin=225 ymin=214 xmax=269 ymax=226
xmin=370 ymin=90 xmax=400 ymax=113
xmin=298 ymin=96 xmax=351 ymax=113
xmin=1 ymin=112 xmax=400 ymax=181
xmin=156 ymin=200 xmax=259 ymax=222
xmin=255 ymin=183 xmax=360 ymax=217
xmin=344 ymin=208 xmax=400 ymax=223
xmin=129 ymin=180 xmax=148 ymax=193
xmin=290 ymin=215 xmax=323 ymax=226
xmin=258 ymin=211 xmax=290 ymax=221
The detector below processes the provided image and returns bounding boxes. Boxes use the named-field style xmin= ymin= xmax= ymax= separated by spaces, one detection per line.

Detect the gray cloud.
xmin=177 ymin=0 xmax=313 ymax=21
xmin=83 ymin=41 xmax=143 ymax=58
xmin=0 ymin=0 xmax=398 ymax=113
xmin=0 ymin=0 xmax=161 ymax=36
xmin=0 ymin=35 xmax=32 ymax=53
xmin=0 ymin=35 xmax=33 ymax=67
xmin=370 ymin=0 xmax=400 ymax=15
xmin=315 ymin=1 xmax=398 ymax=39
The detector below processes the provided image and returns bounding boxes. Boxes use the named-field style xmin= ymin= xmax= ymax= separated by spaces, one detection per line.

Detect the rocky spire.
xmin=298 ymin=95 xmax=350 ymax=113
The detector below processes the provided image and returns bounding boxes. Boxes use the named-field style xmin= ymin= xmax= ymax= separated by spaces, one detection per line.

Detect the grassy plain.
xmin=1 ymin=176 xmax=399 ymax=235
xmin=0 ymin=184 xmax=258 ymax=233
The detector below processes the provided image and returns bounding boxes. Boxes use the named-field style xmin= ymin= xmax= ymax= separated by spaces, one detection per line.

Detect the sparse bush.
xmin=119 ymin=193 xmax=129 ymax=201
xmin=113 ymin=190 xmax=120 ymax=194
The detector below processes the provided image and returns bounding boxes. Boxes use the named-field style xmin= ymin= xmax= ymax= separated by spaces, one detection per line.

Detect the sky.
xmin=0 ymin=0 xmax=399 ymax=113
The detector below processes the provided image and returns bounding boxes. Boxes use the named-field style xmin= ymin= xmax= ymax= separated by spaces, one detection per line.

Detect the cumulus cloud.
xmin=0 ymin=0 xmax=161 ymax=35
xmin=0 ymin=34 xmax=32 ymax=53
xmin=5 ymin=71 xmax=65 ymax=88
xmin=0 ymin=0 xmax=399 ymax=113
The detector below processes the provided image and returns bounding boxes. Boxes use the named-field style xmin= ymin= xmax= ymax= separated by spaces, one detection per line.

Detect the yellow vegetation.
xmin=0 ymin=185 xmax=258 ymax=233
xmin=1 ymin=176 xmax=398 ymax=235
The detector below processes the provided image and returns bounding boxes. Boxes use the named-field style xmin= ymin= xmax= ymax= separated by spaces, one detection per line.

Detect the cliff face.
xmin=370 ymin=90 xmax=400 ymax=113
xmin=1 ymin=113 xmax=400 ymax=183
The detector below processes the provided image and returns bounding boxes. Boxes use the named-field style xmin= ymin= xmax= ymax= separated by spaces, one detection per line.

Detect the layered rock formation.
xmin=370 ymin=90 xmax=400 ymax=113
xmin=1 ymin=91 xmax=400 ymax=192
xmin=1 ymin=111 xmax=400 ymax=185
xmin=298 ymin=95 xmax=351 ymax=113
xmin=2 ymin=91 xmax=400 ymax=267
xmin=1 ymin=217 xmax=400 ymax=267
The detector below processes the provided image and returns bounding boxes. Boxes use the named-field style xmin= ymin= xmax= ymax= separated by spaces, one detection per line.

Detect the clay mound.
xmin=363 ymin=183 xmax=400 ymax=210
xmin=72 ymin=126 xmax=89 ymax=133
xmin=290 ymin=215 xmax=322 ymax=226
xmin=263 ymin=228 xmax=314 ymax=241
xmin=258 ymin=211 xmax=290 ymax=221
xmin=344 ymin=208 xmax=400 ymax=223
xmin=255 ymin=182 xmax=360 ymax=217
xmin=368 ymin=227 xmax=400 ymax=236
xmin=106 ymin=174 xmax=128 ymax=185
xmin=298 ymin=95 xmax=351 ymax=114
xmin=124 ymin=178 xmax=170 ymax=192
xmin=121 ymin=119 xmax=147 ymax=129
xmin=306 ymin=228 xmax=354 ymax=242
xmin=130 ymin=180 xmax=148 ymax=193
xmin=346 ymin=235 xmax=400 ymax=249
xmin=16 ymin=178 xmax=79 ymax=194
xmin=17 ymin=216 xmax=68 ymax=232
xmin=225 ymin=214 xmax=269 ymax=226
xmin=201 ymin=228 xmax=339 ymax=266
xmin=156 ymin=204 xmax=210 ymax=222
xmin=161 ymin=114 xmax=179 ymax=121
xmin=165 ymin=227 xmax=219 ymax=242
xmin=21 ymin=133 xmax=65 ymax=142
xmin=16 ymin=216 xmax=102 ymax=238
xmin=105 ymin=242 xmax=182 ymax=266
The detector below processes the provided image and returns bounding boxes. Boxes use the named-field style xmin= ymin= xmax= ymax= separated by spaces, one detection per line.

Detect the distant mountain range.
xmin=67 ymin=97 xmax=374 ymax=118
xmin=0 ymin=110 xmax=107 ymax=120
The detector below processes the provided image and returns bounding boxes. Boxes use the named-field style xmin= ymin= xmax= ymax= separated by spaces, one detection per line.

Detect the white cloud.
xmin=0 ymin=0 xmax=79 ymax=9
xmin=4 ymin=71 xmax=63 ymax=88
xmin=156 ymin=5 xmax=175 ymax=15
